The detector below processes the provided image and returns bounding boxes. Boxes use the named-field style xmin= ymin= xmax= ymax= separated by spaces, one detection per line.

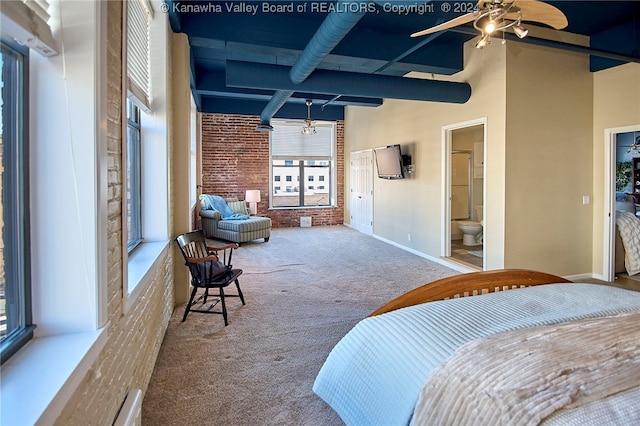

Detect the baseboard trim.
xmin=371 ymin=233 xmax=472 ymax=273
xmin=564 ymin=272 xmax=597 ymax=282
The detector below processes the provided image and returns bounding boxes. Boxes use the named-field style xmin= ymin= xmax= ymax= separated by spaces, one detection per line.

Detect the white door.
xmin=350 ymin=150 xmax=373 ymax=235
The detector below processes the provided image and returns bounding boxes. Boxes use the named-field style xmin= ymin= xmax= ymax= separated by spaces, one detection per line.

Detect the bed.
xmin=313 ymin=269 xmax=640 ymax=425
xmin=616 ymin=210 xmax=640 ymax=275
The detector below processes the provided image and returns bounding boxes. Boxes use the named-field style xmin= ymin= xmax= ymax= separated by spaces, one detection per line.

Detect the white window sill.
xmin=126 ymin=240 xmax=169 ymax=312
xmin=1 ymin=326 xmax=109 ymax=425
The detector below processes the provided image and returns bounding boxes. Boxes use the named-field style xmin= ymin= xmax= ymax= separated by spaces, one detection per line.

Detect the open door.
xmin=604 ymin=125 xmax=640 ymax=282
xmin=442 ymin=118 xmax=487 ymax=270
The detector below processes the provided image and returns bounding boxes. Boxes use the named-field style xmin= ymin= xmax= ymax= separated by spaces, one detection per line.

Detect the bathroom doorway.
xmin=442 ymin=119 xmax=486 ymax=270
xmin=603 ymin=125 xmax=640 ymax=282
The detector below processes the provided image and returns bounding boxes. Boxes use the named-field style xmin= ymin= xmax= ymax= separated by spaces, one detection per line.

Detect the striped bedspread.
xmin=312 ymin=283 xmax=640 ymax=426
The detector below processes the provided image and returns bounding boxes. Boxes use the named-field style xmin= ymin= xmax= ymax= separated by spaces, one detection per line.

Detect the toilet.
xmin=458 ymin=205 xmax=483 ymax=246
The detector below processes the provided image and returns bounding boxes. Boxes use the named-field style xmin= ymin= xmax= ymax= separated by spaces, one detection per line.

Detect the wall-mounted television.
xmin=374 ymin=144 xmax=405 ymax=180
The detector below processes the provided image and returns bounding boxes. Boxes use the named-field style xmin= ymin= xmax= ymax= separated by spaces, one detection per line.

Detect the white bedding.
xmin=312 ymin=283 xmax=640 ymax=426
xmin=616 ymin=211 xmax=640 ymax=275
xmin=412 ymin=311 xmax=640 ymax=425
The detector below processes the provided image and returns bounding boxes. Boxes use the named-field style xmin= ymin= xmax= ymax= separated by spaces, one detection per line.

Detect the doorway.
xmin=604 ymin=125 xmax=640 ymax=282
xmin=443 ymin=119 xmax=487 ymax=270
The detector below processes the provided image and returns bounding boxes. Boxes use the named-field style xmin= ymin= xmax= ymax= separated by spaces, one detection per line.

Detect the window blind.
xmin=0 ymin=0 xmax=57 ymax=56
xmin=127 ymin=0 xmax=153 ymax=112
xmin=271 ymin=122 xmax=334 ymax=160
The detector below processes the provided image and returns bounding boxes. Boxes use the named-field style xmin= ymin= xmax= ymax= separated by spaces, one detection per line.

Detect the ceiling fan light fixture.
xmin=301 ymin=121 xmax=316 ymax=135
xmin=484 ymin=20 xmax=497 ymax=34
xmin=301 ymin=100 xmax=317 ymax=135
xmin=476 ymin=34 xmax=490 ymax=49
xmin=513 ymin=24 xmax=528 ymax=39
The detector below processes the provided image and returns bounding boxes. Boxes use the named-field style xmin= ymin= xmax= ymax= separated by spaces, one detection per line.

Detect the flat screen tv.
xmin=374 ymin=144 xmax=405 ymax=179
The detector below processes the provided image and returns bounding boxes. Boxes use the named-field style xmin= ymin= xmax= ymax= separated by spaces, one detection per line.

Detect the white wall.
xmin=30 ymin=0 xmax=104 ymax=337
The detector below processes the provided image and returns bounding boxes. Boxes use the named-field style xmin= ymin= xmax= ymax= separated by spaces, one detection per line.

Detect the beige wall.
xmin=345 ymin=40 xmax=508 ymax=268
xmin=503 ymin=43 xmax=593 ymax=276
xmin=592 ymin=63 xmax=640 ymax=277
xmin=345 ymin=39 xmax=624 ymax=278
xmin=170 ymin=32 xmax=195 ymax=304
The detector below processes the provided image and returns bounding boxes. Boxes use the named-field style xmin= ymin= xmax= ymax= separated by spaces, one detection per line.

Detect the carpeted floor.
xmin=141 ymin=225 xmax=458 ymax=425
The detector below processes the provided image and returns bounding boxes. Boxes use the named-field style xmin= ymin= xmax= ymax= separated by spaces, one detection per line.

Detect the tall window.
xmin=126 ymin=100 xmax=142 ymax=251
xmin=0 ymin=41 xmax=33 ymax=363
xmin=270 ymin=120 xmax=335 ymax=208
xmin=125 ymin=0 xmax=151 ymax=254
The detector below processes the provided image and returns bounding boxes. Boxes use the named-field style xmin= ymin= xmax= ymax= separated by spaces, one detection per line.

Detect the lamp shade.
xmin=245 ymin=190 xmax=261 ymax=203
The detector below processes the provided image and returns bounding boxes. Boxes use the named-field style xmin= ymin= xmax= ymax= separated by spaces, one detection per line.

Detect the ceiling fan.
xmin=411 ymin=0 xmax=568 ymax=48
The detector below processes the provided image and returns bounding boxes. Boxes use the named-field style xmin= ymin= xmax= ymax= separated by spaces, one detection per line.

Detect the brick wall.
xmin=201 ymin=114 xmax=345 ymax=227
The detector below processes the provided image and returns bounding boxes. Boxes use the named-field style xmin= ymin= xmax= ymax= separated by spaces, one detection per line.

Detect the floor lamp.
xmin=245 ymin=190 xmax=261 ymax=215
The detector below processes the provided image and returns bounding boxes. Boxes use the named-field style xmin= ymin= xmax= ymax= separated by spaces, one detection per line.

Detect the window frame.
xmin=122 ymin=0 xmax=171 ymax=314
xmin=269 ymin=119 xmax=336 ymax=209
xmin=0 ymin=39 xmax=34 ymax=364
xmin=126 ymin=99 xmax=142 ymax=252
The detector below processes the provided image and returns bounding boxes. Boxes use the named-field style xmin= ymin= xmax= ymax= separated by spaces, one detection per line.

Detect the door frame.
xmin=603 ymin=124 xmax=640 ymax=281
xmin=442 ymin=117 xmax=488 ymax=265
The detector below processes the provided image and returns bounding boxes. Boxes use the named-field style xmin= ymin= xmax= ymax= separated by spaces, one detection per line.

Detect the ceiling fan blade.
xmin=513 ymin=0 xmax=568 ymax=30
xmin=411 ymin=13 xmax=476 ymax=37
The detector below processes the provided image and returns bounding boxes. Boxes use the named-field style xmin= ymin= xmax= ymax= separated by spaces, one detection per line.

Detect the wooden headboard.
xmin=369 ymin=269 xmax=571 ymax=317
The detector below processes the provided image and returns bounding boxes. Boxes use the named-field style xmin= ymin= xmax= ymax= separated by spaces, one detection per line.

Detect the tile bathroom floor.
xmin=450 ymin=239 xmax=483 ymax=268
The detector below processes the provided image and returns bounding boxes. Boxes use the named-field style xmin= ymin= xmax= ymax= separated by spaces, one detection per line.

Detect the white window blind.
xmin=127 ymin=0 xmax=153 ymax=112
xmin=271 ymin=122 xmax=334 ymax=160
xmin=0 ymin=0 xmax=57 ymax=56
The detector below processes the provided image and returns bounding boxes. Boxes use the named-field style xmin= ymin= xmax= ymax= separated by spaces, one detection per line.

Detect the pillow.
xmin=193 ymin=259 xmax=229 ymax=281
xmin=616 ymin=211 xmax=640 ymax=275
xmin=227 ymin=200 xmax=249 ymax=215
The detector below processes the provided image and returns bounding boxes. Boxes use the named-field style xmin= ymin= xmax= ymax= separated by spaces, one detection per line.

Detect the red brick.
xmin=201 ymin=114 xmax=345 ymax=227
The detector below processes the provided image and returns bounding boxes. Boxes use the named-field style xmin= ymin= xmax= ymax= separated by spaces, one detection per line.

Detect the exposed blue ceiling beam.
xmin=374 ymin=26 xmax=445 ymax=74
xmin=194 ymin=70 xmax=382 ymax=107
xmin=257 ymin=0 xmax=369 ymax=129
xmin=201 ymin=98 xmax=344 ymax=120
xmin=227 ymin=60 xmax=472 ymax=104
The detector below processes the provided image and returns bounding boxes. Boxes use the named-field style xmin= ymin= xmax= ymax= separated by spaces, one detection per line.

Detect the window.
xmin=125 ymin=0 xmax=151 ymax=253
xmin=0 ymin=41 xmax=33 ymax=363
xmin=270 ymin=120 xmax=335 ymax=208
xmin=123 ymin=0 xmax=171 ymax=311
xmin=274 ymin=175 xmax=280 ymax=182
xmin=126 ymin=100 xmax=142 ymax=251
